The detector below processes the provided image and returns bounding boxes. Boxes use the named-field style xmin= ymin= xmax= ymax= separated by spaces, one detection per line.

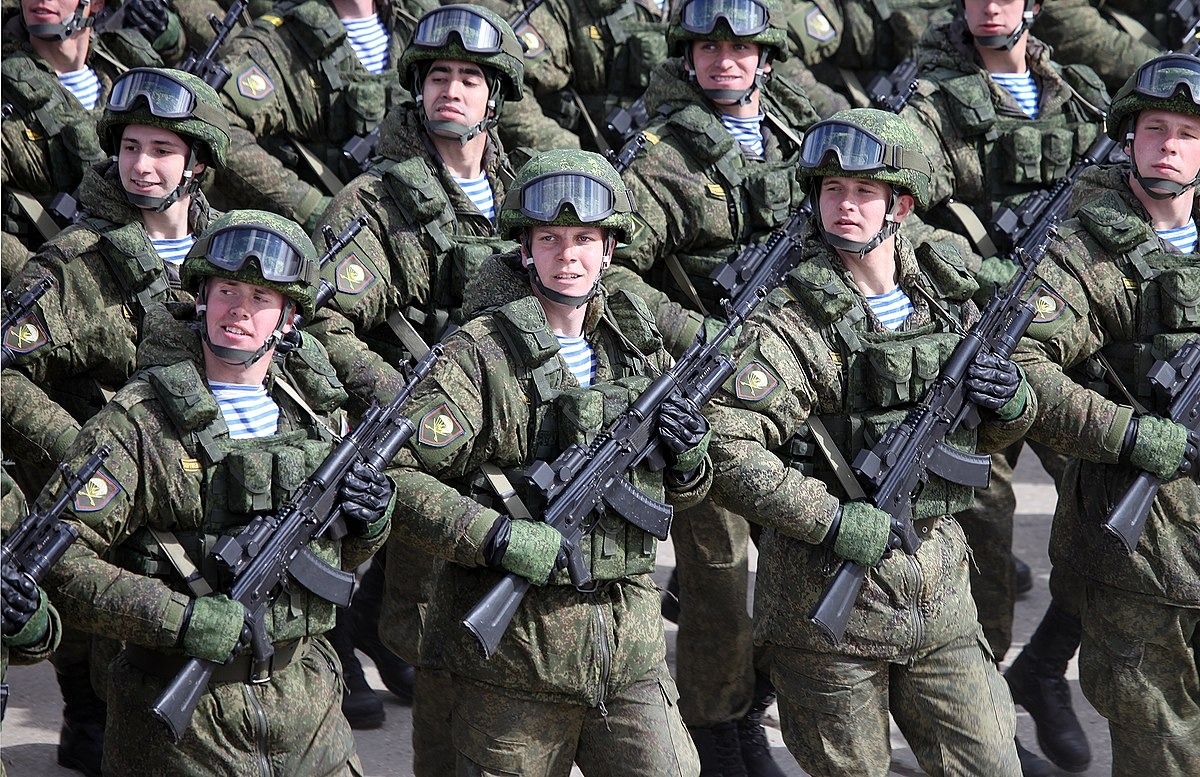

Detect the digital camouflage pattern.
xmin=1012 ymin=164 xmax=1200 ymax=775
xmin=498 ymin=147 xmax=634 ymax=239
xmin=1037 ymin=0 xmax=1171 ymax=93
xmin=2 ymin=467 xmax=62 ymax=676
xmin=42 ymin=302 xmax=386 ymax=776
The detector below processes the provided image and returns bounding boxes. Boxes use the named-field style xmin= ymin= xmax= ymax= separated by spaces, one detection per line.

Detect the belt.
xmin=125 ymin=638 xmax=307 ymax=685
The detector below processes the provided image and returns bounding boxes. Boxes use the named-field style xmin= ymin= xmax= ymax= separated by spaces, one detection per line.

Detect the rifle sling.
xmin=944 ymin=200 xmax=999 ymax=258
xmin=10 ymin=190 xmax=60 ymax=243
xmin=1102 ymin=7 xmax=1161 ymax=48
xmin=290 ymin=136 xmax=346 ymax=196
xmin=273 ymin=375 xmax=341 ymax=441
xmin=147 ymin=528 xmax=213 ymax=597
xmin=837 ymin=67 xmax=872 ymax=109
xmin=386 ymin=310 xmax=431 ymax=360
xmin=806 ymin=416 xmax=866 ymax=500
xmin=478 ymin=463 xmax=533 ymax=521
xmin=568 ymin=88 xmax=613 ymax=158
xmin=665 ymin=254 xmax=710 ymax=317
xmin=1095 ymin=351 xmax=1149 ymax=415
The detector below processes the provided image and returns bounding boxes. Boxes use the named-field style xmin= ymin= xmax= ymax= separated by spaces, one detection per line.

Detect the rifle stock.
xmin=179 ymin=1 xmax=249 ymax=90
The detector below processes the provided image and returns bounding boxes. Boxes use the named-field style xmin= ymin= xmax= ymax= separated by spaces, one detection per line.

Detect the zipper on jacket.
xmin=593 ymin=598 xmax=611 ymax=721
xmin=242 ymin=683 xmax=272 ymax=777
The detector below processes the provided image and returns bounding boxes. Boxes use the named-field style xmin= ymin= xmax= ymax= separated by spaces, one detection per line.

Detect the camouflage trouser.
xmin=413 ymin=666 xmax=454 ymax=777
xmin=771 ymin=628 xmax=1020 ymax=777
xmin=451 ymin=661 xmax=699 ymax=777
xmin=1078 ymin=583 xmax=1200 ymax=777
xmin=103 ymin=635 xmax=362 ymax=777
xmin=670 ymin=497 xmax=756 ymax=727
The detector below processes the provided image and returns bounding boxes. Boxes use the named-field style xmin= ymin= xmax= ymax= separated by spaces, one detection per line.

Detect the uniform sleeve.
xmin=1035 ymin=0 xmax=1162 ymax=93
xmin=900 ymin=91 xmax=959 ymax=210
xmin=602 ymin=265 xmax=704 ymax=359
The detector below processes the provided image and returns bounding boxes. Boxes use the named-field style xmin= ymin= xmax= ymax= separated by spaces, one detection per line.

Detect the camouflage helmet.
xmin=97 ymin=68 xmax=231 ymax=169
xmin=500 ymin=150 xmax=636 ymax=242
xmin=667 ymin=0 xmax=790 ymax=63
xmin=1107 ymin=53 xmax=1200 ymax=140
xmin=400 ymin=4 xmax=524 ymax=102
xmin=797 ymin=108 xmax=932 ymax=209
xmin=182 ymin=210 xmax=320 ymax=320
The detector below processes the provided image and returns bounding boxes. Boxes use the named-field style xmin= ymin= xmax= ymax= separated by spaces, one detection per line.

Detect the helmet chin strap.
xmin=973 ymin=8 xmax=1035 ymax=51
xmin=523 ymin=235 xmax=613 ymax=309
xmin=1127 ymin=134 xmax=1200 ymax=200
xmin=197 ymin=289 xmax=295 ymax=368
xmin=686 ymin=49 xmax=772 ymax=107
xmin=27 ymin=0 xmax=93 ymax=41
xmin=123 ymin=143 xmax=202 ymax=213
xmin=819 ymin=187 xmax=903 ymax=259
xmin=417 ymin=73 xmax=502 ymax=147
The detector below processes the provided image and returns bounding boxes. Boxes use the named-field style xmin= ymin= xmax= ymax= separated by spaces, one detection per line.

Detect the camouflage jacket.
xmin=1014 ymin=165 xmax=1200 ymax=607
xmin=306 ymin=105 xmax=516 ymax=413
xmin=387 ymin=251 xmax=709 ymax=704
xmin=901 ymin=17 xmax=1109 ymax=238
xmin=1 ymin=162 xmax=216 ymax=495
xmin=1 ymin=468 xmax=62 ymax=677
xmin=707 ymin=229 xmax=1037 ymax=658
xmin=44 ymin=303 xmax=388 ymax=652
xmin=1037 ymin=0 xmax=1172 ymax=93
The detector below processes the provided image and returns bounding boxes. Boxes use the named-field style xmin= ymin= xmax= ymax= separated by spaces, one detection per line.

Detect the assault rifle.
xmin=2 ymin=278 xmax=53 ymax=369
xmin=868 ymin=57 xmax=919 ymax=114
xmin=1168 ymin=0 xmax=1200 ymax=49
xmin=1103 ymin=339 xmax=1200 ymax=552
xmin=461 ymin=207 xmax=810 ymax=658
xmin=149 ymin=344 xmax=442 ymax=742
xmin=341 ymin=124 xmax=381 ymax=176
xmin=179 ymin=0 xmax=249 ymax=91
xmin=510 ymin=0 xmax=551 ymax=38
xmin=1 ymin=446 xmax=110 ymax=586
xmin=809 ymin=236 xmax=1049 ymax=644
xmin=310 ymin=214 xmax=369 ymax=318
xmin=608 ymin=131 xmax=646 ymax=174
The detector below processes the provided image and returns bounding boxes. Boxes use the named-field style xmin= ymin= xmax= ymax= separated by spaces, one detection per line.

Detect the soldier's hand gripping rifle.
xmin=2 ymin=278 xmax=53 ymax=369
xmin=149 ymin=345 xmax=442 ymax=742
xmin=1 ymin=446 xmax=110 ymax=587
xmin=809 ymin=238 xmax=1049 ymax=644
xmin=179 ymin=1 xmax=249 ymax=91
xmin=1103 ymin=339 xmax=1200 ymax=552
xmin=462 ymin=208 xmax=810 ymax=658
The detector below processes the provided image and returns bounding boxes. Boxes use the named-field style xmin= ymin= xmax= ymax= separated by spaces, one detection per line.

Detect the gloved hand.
xmin=180 ymin=594 xmax=249 ymax=664
xmin=826 ymin=501 xmax=893 ymax=567
xmin=124 ymin=0 xmax=170 ymax=42
xmin=2 ymin=563 xmax=48 ymax=642
xmin=482 ymin=514 xmax=569 ymax=585
xmin=658 ymin=394 xmax=711 ymax=477
xmin=966 ymin=350 xmax=1025 ymax=418
xmin=1124 ymin=415 xmax=1197 ymax=481
xmin=340 ymin=460 xmax=393 ymax=535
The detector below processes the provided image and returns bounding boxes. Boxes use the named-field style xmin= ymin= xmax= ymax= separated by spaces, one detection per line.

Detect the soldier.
xmin=1 ymin=64 xmax=228 ymax=777
xmin=1012 ymin=52 xmax=1200 ymax=777
xmin=705 ymin=107 xmax=1032 ymax=777
xmin=305 ymin=4 xmax=523 ymax=750
xmin=42 ymin=209 xmax=394 ymax=776
xmin=1037 ymin=0 xmax=1176 ymax=93
xmin=387 ymin=149 xmax=709 ymax=775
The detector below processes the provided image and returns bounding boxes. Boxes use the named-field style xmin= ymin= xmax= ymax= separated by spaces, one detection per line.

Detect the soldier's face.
xmin=818 ymin=176 xmax=913 ymax=243
xmin=118 ymin=124 xmax=203 ymax=202
xmin=687 ymin=40 xmax=767 ymax=102
xmin=422 ymin=59 xmax=492 ymax=131
xmin=963 ymin=0 xmax=1028 ymax=39
xmin=1131 ymin=109 xmax=1200 ymax=186
xmin=523 ymin=225 xmax=610 ymax=301
xmin=21 ymin=0 xmax=100 ymax=27
xmin=202 ymin=278 xmax=291 ymax=356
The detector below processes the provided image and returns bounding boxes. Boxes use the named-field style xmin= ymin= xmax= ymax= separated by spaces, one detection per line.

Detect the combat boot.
xmin=350 ymin=556 xmax=415 ymax=703
xmin=690 ymin=722 xmax=748 ymax=777
xmin=661 ymin=568 xmax=681 ymax=623
xmin=1015 ymin=738 xmax=1056 ymax=777
xmin=55 ymin=662 xmax=105 ymax=777
xmin=1006 ymin=604 xmax=1090 ymax=772
xmin=329 ymin=610 xmax=385 ymax=729
xmin=737 ymin=674 xmax=787 ymax=777
xmin=1014 ymin=554 xmax=1033 ymax=595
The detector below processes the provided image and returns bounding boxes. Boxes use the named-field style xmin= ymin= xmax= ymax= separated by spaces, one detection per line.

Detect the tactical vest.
xmin=471 ymin=290 xmax=664 ymax=582
xmin=782 ymin=242 xmax=982 ymax=521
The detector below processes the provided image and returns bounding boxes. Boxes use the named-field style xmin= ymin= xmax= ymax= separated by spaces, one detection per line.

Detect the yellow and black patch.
xmin=516 ymin=23 xmax=545 ymax=57
xmin=627 ymin=212 xmax=649 ymax=245
xmin=4 ymin=312 xmax=50 ymax=356
xmin=335 ymin=252 xmax=375 ymax=294
xmin=735 ymin=361 xmax=779 ymax=402
xmin=1029 ymin=283 xmax=1066 ymax=323
xmin=73 ymin=467 xmax=122 ymax=513
xmin=418 ymin=402 xmax=466 ymax=448
xmin=806 ymin=8 xmax=836 ymax=41
xmin=236 ymin=65 xmax=274 ymax=100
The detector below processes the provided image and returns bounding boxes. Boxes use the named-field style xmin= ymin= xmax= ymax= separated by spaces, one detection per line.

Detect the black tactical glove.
xmin=482 ymin=514 xmax=570 ymax=585
xmin=966 ymin=350 xmax=1023 ymax=414
xmin=658 ymin=394 xmax=711 ymax=479
xmin=124 ymin=0 xmax=170 ymax=42
xmin=1 ymin=562 xmax=42 ymax=638
xmin=340 ymin=461 xmax=393 ymax=534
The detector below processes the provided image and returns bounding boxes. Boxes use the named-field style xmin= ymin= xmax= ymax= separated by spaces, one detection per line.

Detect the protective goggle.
xmin=799 ymin=120 xmax=930 ymax=176
xmin=1133 ymin=55 xmax=1200 ymax=103
xmin=203 ymin=227 xmax=316 ymax=285
xmin=518 ymin=172 xmax=622 ymax=223
xmin=412 ymin=7 xmax=503 ymax=53
xmin=680 ymin=0 xmax=770 ymax=36
xmin=107 ymin=68 xmax=198 ymax=118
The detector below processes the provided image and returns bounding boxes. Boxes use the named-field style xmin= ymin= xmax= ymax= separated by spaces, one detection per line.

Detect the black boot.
xmin=1014 ymin=555 xmax=1034 ymax=595
xmin=330 ymin=609 xmax=385 ymax=729
xmin=690 ymin=722 xmax=748 ymax=777
xmin=349 ymin=551 xmax=415 ymax=703
xmin=737 ymin=675 xmax=786 ymax=777
xmin=1015 ymin=737 xmax=1056 ymax=777
xmin=661 ymin=568 xmax=680 ymax=624
xmin=56 ymin=662 xmax=105 ymax=777
xmin=1006 ymin=603 xmax=1089 ymax=772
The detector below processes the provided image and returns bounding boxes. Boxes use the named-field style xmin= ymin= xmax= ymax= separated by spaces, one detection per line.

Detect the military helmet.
xmin=797 ymin=108 xmax=932 ymax=209
xmin=499 ymin=150 xmax=636 ymax=242
xmin=1107 ymin=53 xmax=1200 ymax=140
xmin=182 ymin=210 xmax=320 ymax=319
xmin=400 ymin=4 xmax=524 ymax=102
xmin=97 ymin=68 xmax=231 ymax=169
xmin=667 ymin=0 xmax=790 ymax=62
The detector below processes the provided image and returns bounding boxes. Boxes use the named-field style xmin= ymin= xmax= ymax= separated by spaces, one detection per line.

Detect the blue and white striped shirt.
xmin=866 ymin=285 xmax=914 ymax=331
xmin=151 ymin=235 xmax=195 ymax=266
xmin=991 ymin=71 xmax=1039 ymax=118
xmin=209 ymin=382 xmax=281 ymax=438
xmin=343 ymin=14 xmax=390 ymax=74
xmin=722 ymin=114 xmax=765 ymax=157
xmin=58 ymin=67 xmax=101 ymax=111
xmin=1158 ymin=220 xmax=1198 ymax=253
xmin=453 ymin=171 xmax=495 ymax=221
xmin=557 ymin=334 xmax=596 ymax=387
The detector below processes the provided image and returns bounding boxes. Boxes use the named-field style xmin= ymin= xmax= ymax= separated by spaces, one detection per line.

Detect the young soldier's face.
xmin=118 ymin=124 xmax=202 ymax=203
xmin=1131 ymin=109 xmax=1200 ymax=186
xmin=422 ymin=59 xmax=492 ymax=131
xmin=21 ymin=0 xmax=101 ymax=28
xmin=688 ymin=40 xmax=766 ymax=102
xmin=524 ymin=225 xmax=610 ymax=301
xmin=203 ymin=278 xmax=291 ymax=356
xmin=817 ymin=176 xmax=912 ymax=243
xmin=963 ymin=0 xmax=1028 ymax=39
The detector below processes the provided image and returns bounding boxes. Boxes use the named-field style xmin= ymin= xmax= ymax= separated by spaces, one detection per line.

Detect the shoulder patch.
xmin=1029 ymin=283 xmax=1066 ymax=323
xmin=4 ymin=311 xmax=50 ymax=356
xmin=735 ymin=360 xmax=780 ymax=402
xmin=73 ymin=467 xmax=123 ymax=512
xmin=805 ymin=8 xmax=836 ymax=41
xmin=236 ymin=65 xmax=275 ymax=100
xmin=627 ymin=212 xmax=649 ymax=246
xmin=515 ymin=23 xmax=545 ymax=58
xmin=418 ymin=401 xmax=466 ymax=448
xmin=335 ymin=252 xmax=376 ymax=294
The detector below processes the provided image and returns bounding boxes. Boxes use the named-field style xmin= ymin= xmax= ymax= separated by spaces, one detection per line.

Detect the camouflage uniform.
xmin=1037 ymin=0 xmax=1171 ymax=93
xmin=1014 ymin=162 xmax=1200 ymax=777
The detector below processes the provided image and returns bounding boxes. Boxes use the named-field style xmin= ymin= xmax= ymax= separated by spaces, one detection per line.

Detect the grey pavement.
xmin=2 ymin=451 xmax=1111 ymax=776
